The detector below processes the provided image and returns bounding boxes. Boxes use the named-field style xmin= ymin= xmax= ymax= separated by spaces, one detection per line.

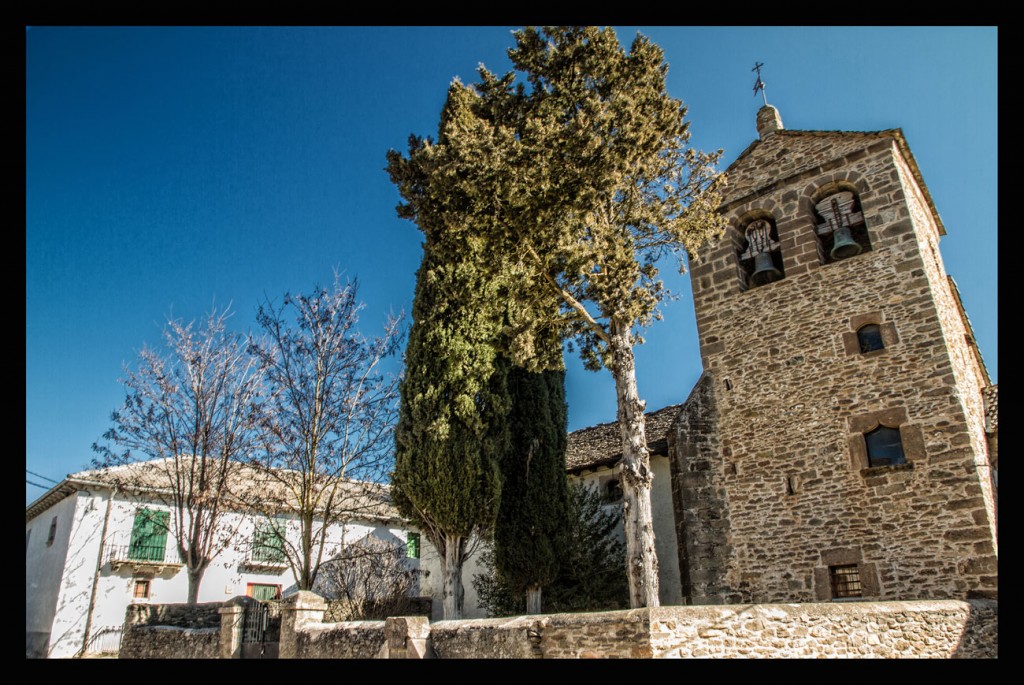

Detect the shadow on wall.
xmin=39 ymin=507 xmax=105 ymax=658
xmin=953 ymin=600 xmax=998 ymax=659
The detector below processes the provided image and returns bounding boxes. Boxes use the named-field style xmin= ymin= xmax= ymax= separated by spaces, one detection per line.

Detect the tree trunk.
xmin=186 ymin=569 xmax=202 ymax=604
xmin=526 ymin=587 xmax=542 ymax=615
xmin=441 ymin=534 xmax=465 ymax=619
xmin=609 ymin=320 xmax=660 ymax=609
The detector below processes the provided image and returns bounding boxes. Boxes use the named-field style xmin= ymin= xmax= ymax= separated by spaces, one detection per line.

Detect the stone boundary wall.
xmin=294 ymin=621 xmax=387 ymax=658
xmin=118 ymin=596 xmax=997 ymax=658
xmin=120 ymin=625 xmax=220 ymax=659
xmin=648 ymin=600 xmax=997 ymax=658
xmin=126 ymin=601 xmax=224 ymax=629
xmin=119 ymin=601 xmax=225 ymax=658
xmin=429 ymin=600 xmax=996 ymax=659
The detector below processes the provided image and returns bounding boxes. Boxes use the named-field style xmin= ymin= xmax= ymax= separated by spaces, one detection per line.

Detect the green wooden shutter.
xmin=253 ymin=520 xmax=286 ymax=562
xmin=129 ymin=509 xmax=168 ymax=561
xmin=406 ymin=532 xmax=420 ymax=559
xmin=250 ymin=584 xmax=280 ymax=601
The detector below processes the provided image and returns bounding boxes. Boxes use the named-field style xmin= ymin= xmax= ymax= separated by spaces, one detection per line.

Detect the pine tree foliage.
xmin=474 ymin=482 xmax=629 ymax=617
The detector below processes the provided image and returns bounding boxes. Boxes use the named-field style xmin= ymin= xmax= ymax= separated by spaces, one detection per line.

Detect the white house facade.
xmin=26 ymin=466 xmax=421 ymax=658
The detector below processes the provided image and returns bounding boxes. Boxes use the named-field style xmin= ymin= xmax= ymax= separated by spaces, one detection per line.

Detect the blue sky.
xmin=26 ymin=26 xmax=997 ymax=504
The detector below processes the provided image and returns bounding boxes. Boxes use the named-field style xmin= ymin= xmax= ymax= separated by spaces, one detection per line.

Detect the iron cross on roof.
xmin=752 ymin=61 xmax=768 ymax=106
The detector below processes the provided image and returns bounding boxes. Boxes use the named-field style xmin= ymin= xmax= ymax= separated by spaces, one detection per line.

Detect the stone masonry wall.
xmin=649 ymin=600 xmax=996 ymax=658
xmin=722 ymin=130 xmax=895 ymax=205
xmin=685 ymin=130 xmax=997 ymax=603
xmin=119 ymin=625 xmax=220 ymax=659
xmin=115 ymin=598 xmax=997 ymax=658
xmin=125 ymin=601 xmax=223 ymax=629
xmin=119 ymin=601 xmax=224 ymax=658
xmin=430 ymin=610 xmax=653 ymax=659
xmin=892 ymin=151 xmax=998 ymax=561
xmin=431 ymin=600 xmax=996 ymax=659
xmin=294 ymin=621 xmax=386 ymax=658
xmin=668 ymin=372 xmax=735 ymax=604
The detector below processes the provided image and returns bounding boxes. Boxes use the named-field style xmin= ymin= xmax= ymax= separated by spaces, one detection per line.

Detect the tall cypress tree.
xmin=389 ymin=244 xmax=508 ymax=620
xmin=388 ymin=82 xmax=514 ymax=618
xmin=492 ymin=356 xmax=570 ymax=614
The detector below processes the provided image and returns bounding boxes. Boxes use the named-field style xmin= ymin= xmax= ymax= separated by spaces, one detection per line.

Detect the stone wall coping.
xmin=134 ymin=625 xmax=220 ymax=634
xmin=304 ymin=620 xmax=386 ymax=633
xmin=649 ymin=598 xmax=992 ymax=620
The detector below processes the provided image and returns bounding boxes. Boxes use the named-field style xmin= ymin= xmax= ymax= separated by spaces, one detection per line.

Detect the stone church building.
xmin=566 ymin=104 xmax=998 ymax=607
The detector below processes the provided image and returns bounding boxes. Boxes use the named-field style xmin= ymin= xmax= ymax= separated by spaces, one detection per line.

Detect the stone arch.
xmin=733 ymin=208 xmax=785 ymax=291
xmin=807 ymin=177 xmax=872 ymax=265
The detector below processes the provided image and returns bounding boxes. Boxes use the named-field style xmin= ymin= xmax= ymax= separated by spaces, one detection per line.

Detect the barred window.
xmin=830 ymin=564 xmax=862 ymax=599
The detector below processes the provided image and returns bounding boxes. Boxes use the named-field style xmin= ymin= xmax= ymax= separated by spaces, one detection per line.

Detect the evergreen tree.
xmin=390 ymin=26 xmax=727 ymax=608
xmin=492 ymin=358 xmax=570 ymax=614
xmin=388 ymin=242 xmax=508 ymax=620
xmin=475 ymin=482 xmax=629 ymax=617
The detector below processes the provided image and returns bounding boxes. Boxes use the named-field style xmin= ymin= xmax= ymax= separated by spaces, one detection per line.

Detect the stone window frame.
xmin=846 ymin=407 xmax=925 ymax=476
xmin=813 ymin=546 xmax=880 ymax=601
xmin=810 ymin=181 xmax=873 ymax=265
xmin=733 ymin=210 xmax=786 ymax=293
xmin=841 ymin=312 xmax=898 ymax=358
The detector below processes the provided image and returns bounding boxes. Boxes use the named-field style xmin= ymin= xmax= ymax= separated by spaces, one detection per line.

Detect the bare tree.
xmin=244 ymin=276 xmax=403 ymax=591
xmin=315 ymin=534 xmax=421 ymax=620
xmin=92 ymin=308 xmax=264 ymax=604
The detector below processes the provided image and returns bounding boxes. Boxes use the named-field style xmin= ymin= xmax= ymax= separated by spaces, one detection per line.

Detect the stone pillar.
xmin=380 ymin=616 xmax=433 ymax=658
xmin=756 ymin=104 xmax=783 ymax=139
xmin=218 ymin=600 xmax=247 ymax=659
xmin=279 ymin=591 xmax=327 ymax=659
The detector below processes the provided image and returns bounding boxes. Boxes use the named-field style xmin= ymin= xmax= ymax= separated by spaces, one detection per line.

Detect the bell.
xmin=830 ymin=225 xmax=862 ymax=260
xmin=750 ymin=252 xmax=783 ymax=287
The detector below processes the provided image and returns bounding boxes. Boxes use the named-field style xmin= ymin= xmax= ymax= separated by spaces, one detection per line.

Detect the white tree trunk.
xmin=525 ymin=587 xmax=542 ymax=614
xmin=609 ymin=321 xmax=660 ymax=609
xmin=442 ymin=534 xmax=464 ymax=620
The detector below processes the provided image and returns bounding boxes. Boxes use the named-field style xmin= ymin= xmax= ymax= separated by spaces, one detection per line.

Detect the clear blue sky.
xmin=26 ymin=26 xmax=997 ymax=505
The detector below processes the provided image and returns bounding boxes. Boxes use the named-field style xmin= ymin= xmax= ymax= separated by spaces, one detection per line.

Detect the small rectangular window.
xmin=26 ymin=529 xmax=31 ymax=550
xmin=47 ymin=516 xmax=57 ymax=546
xmin=865 ymin=426 xmax=906 ymax=467
xmin=829 ymin=564 xmax=862 ymax=599
xmin=246 ymin=583 xmax=281 ymax=601
xmin=406 ymin=532 xmax=420 ymax=559
xmin=133 ymin=579 xmax=151 ymax=599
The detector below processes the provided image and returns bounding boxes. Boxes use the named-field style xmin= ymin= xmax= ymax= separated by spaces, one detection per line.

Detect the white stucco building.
xmin=25 ymin=462 xmax=420 ymax=658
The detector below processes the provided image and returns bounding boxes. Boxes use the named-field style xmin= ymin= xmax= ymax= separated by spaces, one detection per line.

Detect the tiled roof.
xmin=565 ymin=404 xmax=682 ymax=473
xmin=28 ymin=458 xmax=399 ymax=523
xmin=983 ymin=384 xmax=998 ymax=433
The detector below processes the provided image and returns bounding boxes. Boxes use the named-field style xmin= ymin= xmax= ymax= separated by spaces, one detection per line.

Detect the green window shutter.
xmin=253 ymin=520 xmax=286 ymax=563
xmin=129 ymin=509 xmax=168 ymax=562
xmin=250 ymin=584 xmax=280 ymax=601
xmin=406 ymin=532 xmax=420 ymax=559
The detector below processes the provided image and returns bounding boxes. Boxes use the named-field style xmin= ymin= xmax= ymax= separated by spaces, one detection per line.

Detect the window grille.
xmin=829 ymin=564 xmax=862 ymax=599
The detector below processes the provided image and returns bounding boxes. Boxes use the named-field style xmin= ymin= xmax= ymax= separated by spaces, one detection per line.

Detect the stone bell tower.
xmin=670 ymin=102 xmax=997 ymax=605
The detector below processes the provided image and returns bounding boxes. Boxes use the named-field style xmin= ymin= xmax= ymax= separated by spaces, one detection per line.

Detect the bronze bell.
xmin=750 ymin=252 xmax=783 ymax=287
xmin=830 ymin=225 xmax=862 ymax=260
